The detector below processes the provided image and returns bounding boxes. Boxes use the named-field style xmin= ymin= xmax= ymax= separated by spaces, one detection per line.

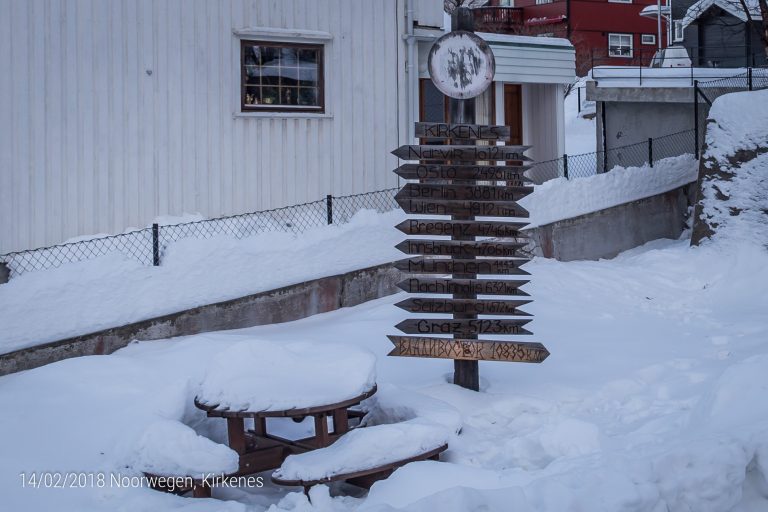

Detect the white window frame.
xmin=673 ymin=20 xmax=684 ymax=42
xmin=535 ymin=0 xmax=553 ymax=4
xmin=499 ymin=0 xmax=514 ymax=5
xmin=608 ymin=0 xmax=632 ymax=4
xmin=641 ymin=34 xmax=656 ymax=45
xmin=608 ymin=33 xmax=633 ymax=58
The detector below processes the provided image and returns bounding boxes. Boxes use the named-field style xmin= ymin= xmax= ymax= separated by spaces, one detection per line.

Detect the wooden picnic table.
xmin=193 ymin=385 xmax=378 ymax=487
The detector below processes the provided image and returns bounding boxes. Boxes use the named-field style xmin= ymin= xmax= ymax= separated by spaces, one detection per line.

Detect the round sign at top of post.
xmin=428 ymin=30 xmax=495 ymax=100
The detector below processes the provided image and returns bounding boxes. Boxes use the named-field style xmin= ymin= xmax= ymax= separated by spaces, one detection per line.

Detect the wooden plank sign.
xmin=391 ymin=145 xmax=530 ymax=162
xmin=396 ymin=219 xmax=528 ymax=238
xmin=395 ymin=240 xmax=526 ymax=258
xmin=397 ymin=278 xmax=530 ymax=296
xmin=394 ymin=257 xmax=530 ymax=275
xmin=396 ymin=183 xmax=533 ymax=202
xmin=388 ymin=336 xmax=550 ymax=363
xmin=396 ymin=318 xmax=532 ymax=336
xmin=395 ymin=298 xmax=532 ymax=316
xmin=394 ymin=163 xmax=532 ymax=182
xmin=396 ymin=198 xmax=530 ymax=218
xmin=414 ymin=122 xmax=511 ymax=141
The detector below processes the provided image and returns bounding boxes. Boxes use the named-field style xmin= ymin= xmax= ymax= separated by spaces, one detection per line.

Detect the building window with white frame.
xmin=608 ymin=0 xmax=632 ymax=3
xmin=608 ymin=33 xmax=633 ymax=58
xmin=641 ymin=34 xmax=656 ymax=45
xmin=673 ymin=20 xmax=684 ymax=42
xmin=240 ymin=40 xmax=324 ymax=112
xmin=535 ymin=0 xmax=553 ymax=4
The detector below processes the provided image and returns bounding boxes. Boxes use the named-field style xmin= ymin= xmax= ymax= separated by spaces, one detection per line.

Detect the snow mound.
xmin=521 ymin=154 xmax=698 ymax=228
xmin=197 ymin=340 xmax=377 ymax=412
xmin=130 ymin=419 xmax=239 ymax=478
xmin=359 ymin=383 xmax=463 ymax=436
xmin=692 ymin=89 xmax=768 ymax=246
xmin=273 ymin=421 xmax=449 ymax=482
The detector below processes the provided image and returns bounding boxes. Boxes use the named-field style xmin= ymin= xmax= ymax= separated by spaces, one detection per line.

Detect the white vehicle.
xmin=649 ymin=46 xmax=693 ymax=68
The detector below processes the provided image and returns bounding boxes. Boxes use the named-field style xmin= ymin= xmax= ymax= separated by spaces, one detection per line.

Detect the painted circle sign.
xmin=428 ymin=31 xmax=495 ymax=99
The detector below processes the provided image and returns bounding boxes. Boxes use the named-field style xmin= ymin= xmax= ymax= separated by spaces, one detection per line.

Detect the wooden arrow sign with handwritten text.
xmin=394 ymin=164 xmax=532 ymax=183
xmin=388 ymin=336 xmax=550 ymax=363
xmin=392 ymin=145 xmax=530 ymax=162
xmin=395 ymin=257 xmax=530 ymax=275
xmin=397 ymin=278 xmax=530 ymax=296
xmin=396 ymin=318 xmax=532 ymax=336
xmin=414 ymin=122 xmax=511 ymax=140
xmin=396 ymin=183 xmax=533 ymax=202
xmin=396 ymin=219 xmax=529 ymax=237
xmin=395 ymin=297 xmax=532 ymax=316
xmin=396 ymin=240 xmax=526 ymax=258
xmin=396 ymin=198 xmax=530 ymax=218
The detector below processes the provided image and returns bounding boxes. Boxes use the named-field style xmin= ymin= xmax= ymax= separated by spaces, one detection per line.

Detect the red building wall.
xmin=485 ymin=0 xmax=667 ymax=76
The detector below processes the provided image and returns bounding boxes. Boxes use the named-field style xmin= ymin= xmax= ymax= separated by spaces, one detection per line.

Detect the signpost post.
xmin=388 ymin=6 xmax=549 ymax=391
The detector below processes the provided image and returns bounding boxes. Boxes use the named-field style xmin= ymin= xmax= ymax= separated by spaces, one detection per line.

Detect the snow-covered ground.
xmin=564 ymin=77 xmax=597 ymax=156
xmin=0 ymin=154 xmax=699 ymax=354
xmin=2 ymin=234 xmax=768 ymax=511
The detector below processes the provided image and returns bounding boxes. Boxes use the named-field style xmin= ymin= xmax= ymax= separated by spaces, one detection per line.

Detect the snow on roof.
xmin=477 ymin=31 xmax=574 ymax=49
xmin=640 ymin=4 xmax=671 ymax=17
xmin=681 ymin=0 xmax=762 ymax=30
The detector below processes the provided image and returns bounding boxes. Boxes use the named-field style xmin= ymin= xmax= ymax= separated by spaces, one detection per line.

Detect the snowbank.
xmin=521 ymin=154 xmax=698 ymax=228
xmin=197 ymin=340 xmax=376 ymax=412
xmin=693 ymin=89 xmax=768 ymax=246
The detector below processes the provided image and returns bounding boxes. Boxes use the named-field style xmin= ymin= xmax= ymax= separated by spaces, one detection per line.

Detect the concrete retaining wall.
xmin=0 ymin=182 xmax=696 ymax=376
xmin=526 ymin=182 xmax=694 ymax=261
xmin=0 ymin=262 xmax=404 ymax=376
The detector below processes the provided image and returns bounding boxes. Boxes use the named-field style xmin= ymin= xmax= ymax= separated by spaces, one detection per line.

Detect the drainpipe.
xmin=657 ymin=0 xmax=662 ymax=52
xmin=405 ymin=0 xmax=416 ymax=144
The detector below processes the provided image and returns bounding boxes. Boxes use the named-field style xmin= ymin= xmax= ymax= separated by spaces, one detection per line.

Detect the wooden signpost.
xmin=388 ymin=6 xmax=549 ymax=391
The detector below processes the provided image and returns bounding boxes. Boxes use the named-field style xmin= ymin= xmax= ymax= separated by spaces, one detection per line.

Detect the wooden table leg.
xmin=333 ymin=408 xmax=349 ymax=435
xmin=253 ymin=416 xmax=266 ymax=436
xmin=227 ymin=417 xmax=247 ymax=454
xmin=314 ymin=413 xmax=329 ymax=447
xmin=192 ymin=482 xmax=212 ymax=498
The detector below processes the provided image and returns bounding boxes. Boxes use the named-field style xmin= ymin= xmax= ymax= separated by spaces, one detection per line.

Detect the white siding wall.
xmin=0 ymin=0 xmax=423 ymax=253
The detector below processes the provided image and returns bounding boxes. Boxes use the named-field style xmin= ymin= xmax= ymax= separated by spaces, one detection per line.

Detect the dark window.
xmin=241 ymin=40 xmax=324 ymax=112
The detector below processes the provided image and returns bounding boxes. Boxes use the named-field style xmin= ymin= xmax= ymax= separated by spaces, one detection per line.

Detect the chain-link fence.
xmin=694 ymin=67 xmax=768 ymax=157
xmin=0 ymin=188 xmax=399 ymax=280
xmin=531 ymin=128 xmax=696 ymax=181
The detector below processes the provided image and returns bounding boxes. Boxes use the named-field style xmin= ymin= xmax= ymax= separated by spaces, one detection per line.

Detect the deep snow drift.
xmin=2 ymin=236 xmax=768 ymax=511
xmin=0 ymin=154 xmax=698 ymax=354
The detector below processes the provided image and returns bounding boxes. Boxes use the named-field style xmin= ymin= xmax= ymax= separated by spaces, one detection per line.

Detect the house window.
xmin=608 ymin=0 xmax=632 ymax=3
xmin=608 ymin=33 xmax=633 ymax=58
xmin=499 ymin=0 xmax=513 ymax=5
xmin=535 ymin=0 xmax=553 ymax=4
xmin=673 ymin=20 xmax=684 ymax=42
xmin=240 ymin=40 xmax=324 ymax=112
xmin=641 ymin=34 xmax=656 ymax=45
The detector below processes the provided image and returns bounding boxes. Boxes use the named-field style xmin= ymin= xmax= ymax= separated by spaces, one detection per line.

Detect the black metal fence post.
xmin=152 ymin=223 xmax=160 ymax=266
xmin=748 ymin=67 xmax=753 ymax=91
xmin=693 ymin=80 xmax=699 ymax=159
xmin=0 ymin=261 xmax=9 ymax=284
xmin=563 ymin=154 xmax=569 ymax=179
xmin=577 ymin=87 xmax=581 ymax=114
xmin=326 ymin=194 xmax=333 ymax=225
xmin=648 ymin=138 xmax=653 ymax=168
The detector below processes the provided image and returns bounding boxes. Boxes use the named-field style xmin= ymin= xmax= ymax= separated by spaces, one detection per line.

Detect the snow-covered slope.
xmin=692 ymin=89 xmax=768 ymax=246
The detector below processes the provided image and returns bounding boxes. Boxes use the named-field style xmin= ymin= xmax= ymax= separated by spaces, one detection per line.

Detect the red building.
xmin=474 ymin=0 xmax=668 ymax=76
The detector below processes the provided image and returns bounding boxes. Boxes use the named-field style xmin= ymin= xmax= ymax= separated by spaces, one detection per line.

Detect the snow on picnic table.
xmin=0 ymin=155 xmax=699 ymax=355
xmin=1 ymin=235 xmax=768 ymax=511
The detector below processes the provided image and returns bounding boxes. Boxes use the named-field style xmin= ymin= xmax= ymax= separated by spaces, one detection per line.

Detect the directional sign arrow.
xmin=395 ymin=197 xmax=530 ymax=218
xmin=397 ymin=278 xmax=530 ymax=296
xmin=395 ymin=240 xmax=526 ymax=258
xmin=395 ymin=297 xmax=532 ymax=316
xmin=396 ymin=183 xmax=533 ymax=202
xmin=394 ymin=257 xmax=530 ymax=275
xmin=387 ymin=336 xmax=550 ymax=363
xmin=395 ymin=219 xmax=529 ymax=237
xmin=396 ymin=318 xmax=533 ymax=336
xmin=391 ymin=145 xmax=531 ymax=162
xmin=414 ymin=122 xmax=512 ymax=141
xmin=393 ymin=163 xmax=532 ymax=182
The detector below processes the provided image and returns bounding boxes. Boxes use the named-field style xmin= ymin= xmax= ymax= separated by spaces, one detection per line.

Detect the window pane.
xmin=242 ymin=41 xmax=322 ymax=110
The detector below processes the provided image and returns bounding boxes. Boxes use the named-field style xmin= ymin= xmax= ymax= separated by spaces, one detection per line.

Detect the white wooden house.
xmin=0 ymin=0 xmax=574 ymax=253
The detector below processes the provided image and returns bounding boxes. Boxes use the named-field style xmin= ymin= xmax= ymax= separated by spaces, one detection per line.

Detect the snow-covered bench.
xmin=271 ymin=420 xmax=449 ymax=491
xmin=132 ymin=419 xmax=239 ymax=498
